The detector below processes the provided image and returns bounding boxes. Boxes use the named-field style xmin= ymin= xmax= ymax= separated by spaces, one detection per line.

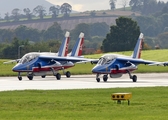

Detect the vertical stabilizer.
xmin=69 ymin=32 xmax=84 ymax=57
xmin=58 ymin=31 xmax=70 ymax=57
xmin=132 ymin=33 xmax=143 ymax=59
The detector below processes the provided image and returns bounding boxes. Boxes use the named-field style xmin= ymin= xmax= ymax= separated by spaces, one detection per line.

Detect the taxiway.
xmin=0 ymin=73 xmax=168 ymax=91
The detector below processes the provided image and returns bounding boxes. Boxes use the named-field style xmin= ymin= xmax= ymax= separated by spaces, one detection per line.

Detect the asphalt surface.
xmin=0 ymin=73 xmax=168 ymax=91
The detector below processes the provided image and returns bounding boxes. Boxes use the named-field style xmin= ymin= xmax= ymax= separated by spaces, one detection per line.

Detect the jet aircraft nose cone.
xmin=92 ymin=65 xmax=100 ymax=73
xmin=12 ymin=63 xmax=21 ymax=72
xmin=92 ymin=68 xmax=96 ymax=73
xmin=92 ymin=64 xmax=109 ymax=74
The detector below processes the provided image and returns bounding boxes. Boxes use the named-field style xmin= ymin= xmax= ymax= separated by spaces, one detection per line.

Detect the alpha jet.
xmin=12 ymin=32 xmax=89 ymax=81
xmin=92 ymin=33 xmax=159 ymax=82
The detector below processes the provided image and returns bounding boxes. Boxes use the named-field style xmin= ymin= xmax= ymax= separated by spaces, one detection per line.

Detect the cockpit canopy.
xmin=19 ymin=53 xmax=39 ymax=64
xmin=97 ymin=54 xmax=117 ymax=65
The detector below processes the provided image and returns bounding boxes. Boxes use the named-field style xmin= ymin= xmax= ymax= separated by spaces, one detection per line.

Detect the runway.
xmin=0 ymin=73 xmax=168 ymax=91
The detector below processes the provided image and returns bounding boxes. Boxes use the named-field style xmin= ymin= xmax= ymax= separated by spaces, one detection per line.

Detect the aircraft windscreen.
xmin=97 ymin=58 xmax=106 ymax=65
xmin=19 ymin=53 xmax=39 ymax=64
xmin=98 ymin=55 xmax=116 ymax=65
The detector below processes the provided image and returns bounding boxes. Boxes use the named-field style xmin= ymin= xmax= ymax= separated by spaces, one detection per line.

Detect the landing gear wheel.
xmin=132 ymin=75 xmax=137 ymax=82
xmin=56 ymin=73 xmax=61 ymax=80
xmin=18 ymin=76 xmax=22 ymax=81
xmin=27 ymin=75 xmax=33 ymax=80
xmin=41 ymin=75 xmax=46 ymax=78
xmin=96 ymin=78 xmax=100 ymax=82
xmin=103 ymin=75 xmax=108 ymax=82
xmin=65 ymin=71 xmax=71 ymax=78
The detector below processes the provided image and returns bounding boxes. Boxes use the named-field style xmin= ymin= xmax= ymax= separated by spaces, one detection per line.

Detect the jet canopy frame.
xmin=19 ymin=53 xmax=39 ymax=64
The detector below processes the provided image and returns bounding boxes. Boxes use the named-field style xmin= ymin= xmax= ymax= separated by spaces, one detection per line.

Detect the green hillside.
xmin=0 ymin=10 xmax=140 ymax=30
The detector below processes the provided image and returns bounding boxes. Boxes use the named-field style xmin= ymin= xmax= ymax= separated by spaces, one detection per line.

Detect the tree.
xmin=71 ymin=23 xmax=91 ymax=41
xmin=90 ymin=22 xmax=109 ymax=37
xmin=129 ymin=0 xmax=143 ymax=12
xmin=102 ymin=17 xmax=140 ymax=52
xmin=141 ymin=0 xmax=157 ymax=15
xmin=121 ymin=0 xmax=129 ymax=11
xmin=23 ymin=8 xmax=32 ymax=20
xmin=43 ymin=22 xmax=64 ymax=40
xmin=60 ymin=3 xmax=72 ymax=18
xmin=33 ymin=5 xmax=46 ymax=19
xmin=11 ymin=8 xmax=21 ymax=21
xmin=134 ymin=16 xmax=159 ymax=37
xmin=4 ymin=12 xmax=10 ymax=22
xmin=49 ymin=5 xmax=60 ymax=18
xmin=109 ymin=0 xmax=117 ymax=10
xmin=160 ymin=13 xmax=168 ymax=31
xmin=0 ymin=29 xmax=14 ymax=42
xmin=2 ymin=37 xmax=28 ymax=59
xmin=157 ymin=32 xmax=168 ymax=48
xmin=90 ymin=11 xmax=96 ymax=17
xmin=14 ymin=25 xmax=41 ymax=41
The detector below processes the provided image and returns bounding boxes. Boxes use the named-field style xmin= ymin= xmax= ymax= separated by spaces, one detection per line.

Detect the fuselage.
xmin=12 ymin=52 xmax=75 ymax=74
xmin=92 ymin=54 xmax=138 ymax=77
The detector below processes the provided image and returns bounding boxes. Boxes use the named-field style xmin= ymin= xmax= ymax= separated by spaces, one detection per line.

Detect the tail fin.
xmin=69 ymin=32 xmax=84 ymax=57
xmin=132 ymin=33 xmax=143 ymax=59
xmin=58 ymin=31 xmax=70 ymax=57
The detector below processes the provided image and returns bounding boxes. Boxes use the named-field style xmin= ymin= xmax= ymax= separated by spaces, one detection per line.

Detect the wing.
xmin=116 ymin=57 xmax=159 ymax=65
xmin=3 ymin=59 xmax=20 ymax=64
xmin=39 ymin=55 xmax=97 ymax=64
xmin=148 ymin=62 xmax=168 ymax=66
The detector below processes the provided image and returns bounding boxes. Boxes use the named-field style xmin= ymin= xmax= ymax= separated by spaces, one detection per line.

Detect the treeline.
xmin=133 ymin=3 xmax=168 ymax=37
xmin=0 ymin=22 xmax=109 ymax=59
xmin=102 ymin=16 xmax=168 ymax=52
xmin=0 ymin=3 xmax=73 ymax=21
xmin=129 ymin=0 xmax=168 ymax=15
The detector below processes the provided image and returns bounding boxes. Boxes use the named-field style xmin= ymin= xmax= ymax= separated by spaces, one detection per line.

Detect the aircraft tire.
xmin=41 ymin=75 xmax=46 ymax=78
xmin=56 ymin=73 xmax=61 ymax=80
xmin=96 ymin=78 xmax=100 ymax=82
xmin=132 ymin=75 xmax=137 ymax=82
xmin=27 ymin=75 xmax=33 ymax=80
xmin=103 ymin=75 xmax=108 ymax=82
xmin=65 ymin=71 xmax=71 ymax=78
xmin=18 ymin=76 xmax=22 ymax=81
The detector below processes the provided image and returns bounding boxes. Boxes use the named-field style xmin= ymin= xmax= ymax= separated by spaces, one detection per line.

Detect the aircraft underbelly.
xmin=111 ymin=68 xmax=136 ymax=74
xmin=33 ymin=71 xmax=52 ymax=76
xmin=61 ymin=64 xmax=75 ymax=69
xmin=110 ymin=73 xmax=122 ymax=78
xmin=32 ymin=65 xmax=61 ymax=72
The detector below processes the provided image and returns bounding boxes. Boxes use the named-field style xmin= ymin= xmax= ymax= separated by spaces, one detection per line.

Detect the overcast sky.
xmin=46 ymin=0 xmax=168 ymax=12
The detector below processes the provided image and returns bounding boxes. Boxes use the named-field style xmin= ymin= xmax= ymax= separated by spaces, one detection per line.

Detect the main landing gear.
xmin=52 ymin=70 xmax=71 ymax=80
xmin=54 ymin=71 xmax=71 ymax=80
xmin=17 ymin=69 xmax=72 ymax=81
xmin=126 ymin=70 xmax=137 ymax=82
xmin=65 ymin=71 xmax=71 ymax=78
xmin=50 ymin=68 xmax=61 ymax=80
xmin=41 ymin=75 xmax=46 ymax=78
xmin=27 ymin=74 xmax=33 ymax=80
xmin=95 ymin=70 xmax=137 ymax=82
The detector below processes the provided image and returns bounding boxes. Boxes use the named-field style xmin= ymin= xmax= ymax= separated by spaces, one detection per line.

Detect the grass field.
xmin=0 ymin=50 xmax=168 ymax=120
xmin=1 ymin=49 xmax=168 ymax=76
xmin=0 ymin=87 xmax=168 ymax=120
